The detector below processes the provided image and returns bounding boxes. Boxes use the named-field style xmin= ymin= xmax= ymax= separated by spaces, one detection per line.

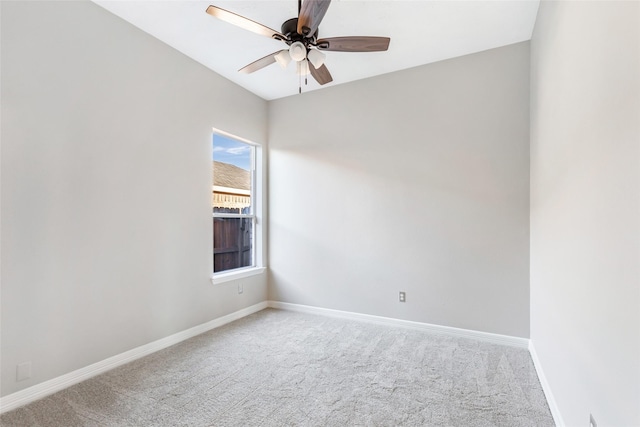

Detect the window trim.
xmin=211 ymin=266 xmax=266 ymax=285
xmin=210 ymin=128 xmax=265 ymax=283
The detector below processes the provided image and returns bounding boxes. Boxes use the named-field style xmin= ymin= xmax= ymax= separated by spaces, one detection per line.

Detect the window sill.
xmin=211 ymin=266 xmax=266 ymax=285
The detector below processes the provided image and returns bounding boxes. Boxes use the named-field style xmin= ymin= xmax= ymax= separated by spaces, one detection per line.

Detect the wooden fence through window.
xmin=213 ymin=217 xmax=252 ymax=273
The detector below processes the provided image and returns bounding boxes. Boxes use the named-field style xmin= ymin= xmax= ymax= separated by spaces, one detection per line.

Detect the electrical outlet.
xmin=590 ymin=414 xmax=597 ymax=427
xmin=399 ymin=292 xmax=406 ymax=302
xmin=238 ymin=283 xmax=243 ymax=294
xmin=17 ymin=361 xmax=32 ymax=382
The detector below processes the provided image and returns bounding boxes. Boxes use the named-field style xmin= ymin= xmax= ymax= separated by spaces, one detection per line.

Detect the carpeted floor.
xmin=0 ymin=308 xmax=554 ymax=426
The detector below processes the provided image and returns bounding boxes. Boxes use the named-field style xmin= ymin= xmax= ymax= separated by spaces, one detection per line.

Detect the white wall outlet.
xmin=17 ymin=361 xmax=32 ymax=382
xmin=399 ymin=291 xmax=406 ymax=302
xmin=238 ymin=282 xmax=243 ymax=294
xmin=590 ymin=414 xmax=597 ymax=427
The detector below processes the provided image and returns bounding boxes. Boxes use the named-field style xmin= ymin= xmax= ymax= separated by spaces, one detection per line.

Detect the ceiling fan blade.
xmin=309 ymin=62 xmax=333 ymax=85
xmin=206 ymin=5 xmax=286 ymax=41
xmin=239 ymin=50 xmax=286 ymax=74
xmin=297 ymin=0 xmax=331 ymax=37
xmin=316 ymin=36 xmax=390 ymax=52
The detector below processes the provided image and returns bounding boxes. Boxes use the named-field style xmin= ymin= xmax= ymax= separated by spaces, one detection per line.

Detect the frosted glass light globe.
xmin=289 ymin=42 xmax=307 ymax=62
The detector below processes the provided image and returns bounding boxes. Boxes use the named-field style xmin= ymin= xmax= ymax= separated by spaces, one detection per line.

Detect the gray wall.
xmin=268 ymin=42 xmax=531 ymax=338
xmin=1 ymin=1 xmax=268 ymax=396
xmin=530 ymin=1 xmax=640 ymax=425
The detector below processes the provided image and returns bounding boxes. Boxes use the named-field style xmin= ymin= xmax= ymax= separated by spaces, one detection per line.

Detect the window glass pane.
xmin=212 ymin=134 xmax=252 ymax=215
xmin=213 ymin=217 xmax=253 ymax=273
xmin=212 ymin=132 xmax=256 ymax=274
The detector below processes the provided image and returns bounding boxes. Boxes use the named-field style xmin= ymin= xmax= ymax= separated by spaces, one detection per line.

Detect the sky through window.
xmin=213 ymin=134 xmax=251 ymax=171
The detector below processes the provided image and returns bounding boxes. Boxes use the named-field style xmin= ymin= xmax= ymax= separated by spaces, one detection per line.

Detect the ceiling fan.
xmin=205 ymin=0 xmax=390 ymax=92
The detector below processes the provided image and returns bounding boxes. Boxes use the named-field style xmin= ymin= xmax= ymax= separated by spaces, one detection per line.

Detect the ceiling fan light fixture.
xmin=205 ymin=3 xmax=390 ymax=91
xmin=274 ymin=50 xmax=291 ymax=69
xmin=307 ymin=48 xmax=326 ymax=69
xmin=289 ymin=41 xmax=307 ymax=62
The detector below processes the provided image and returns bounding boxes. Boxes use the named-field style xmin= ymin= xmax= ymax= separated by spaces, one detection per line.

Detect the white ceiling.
xmin=93 ymin=0 xmax=540 ymax=100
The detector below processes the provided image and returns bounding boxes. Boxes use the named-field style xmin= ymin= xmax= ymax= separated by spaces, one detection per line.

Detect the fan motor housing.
xmin=281 ymin=18 xmax=317 ymax=44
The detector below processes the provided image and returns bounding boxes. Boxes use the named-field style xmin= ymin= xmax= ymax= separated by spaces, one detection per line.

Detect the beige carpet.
xmin=0 ymin=308 xmax=554 ymax=426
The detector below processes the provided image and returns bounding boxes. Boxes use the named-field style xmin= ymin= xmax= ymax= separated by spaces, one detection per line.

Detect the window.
xmin=212 ymin=131 xmax=262 ymax=278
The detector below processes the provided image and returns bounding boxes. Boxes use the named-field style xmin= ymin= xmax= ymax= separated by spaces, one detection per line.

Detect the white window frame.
xmin=210 ymin=128 xmax=265 ymax=284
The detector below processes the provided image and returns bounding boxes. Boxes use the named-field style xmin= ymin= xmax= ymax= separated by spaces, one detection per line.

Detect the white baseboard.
xmin=529 ymin=341 xmax=565 ymax=427
xmin=0 ymin=301 xmax=268 ymax=414
xmin=267 ymin=301 xmax=529 ymax=349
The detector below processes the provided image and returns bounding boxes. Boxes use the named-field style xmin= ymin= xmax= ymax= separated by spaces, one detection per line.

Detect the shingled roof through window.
xmin=212 ymin=161 xmax=250 ymax=190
